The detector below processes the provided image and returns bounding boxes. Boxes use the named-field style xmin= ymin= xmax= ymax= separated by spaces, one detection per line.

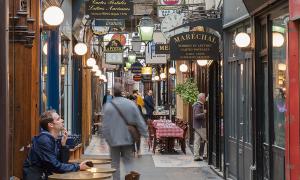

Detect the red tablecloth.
xmin=154 ymin=122 xmax=184 ymax=138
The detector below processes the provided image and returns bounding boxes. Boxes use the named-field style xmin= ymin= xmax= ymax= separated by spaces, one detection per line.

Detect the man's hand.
xmin=203 ymin=109 xmax=207 ymax=113
xmin=79 ymin=160 xmax=90 ymax=171
xmin=61 ymin=129 xmax=68 ymax=146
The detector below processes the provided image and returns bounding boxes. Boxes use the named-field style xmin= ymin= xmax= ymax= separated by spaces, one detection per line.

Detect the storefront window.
xmin=40 ymin=31 xmax=48 ymax=113
xmin=272 ymin=15 xmax=288 ymax=148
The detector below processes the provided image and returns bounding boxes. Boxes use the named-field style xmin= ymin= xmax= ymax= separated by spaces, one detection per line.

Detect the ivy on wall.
xmin=175 ymin=78 xmax=199 ymax=104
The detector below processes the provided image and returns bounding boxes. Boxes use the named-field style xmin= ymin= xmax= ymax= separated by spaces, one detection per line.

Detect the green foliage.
xmin=175 ymin=78 xmax=199 ymax=104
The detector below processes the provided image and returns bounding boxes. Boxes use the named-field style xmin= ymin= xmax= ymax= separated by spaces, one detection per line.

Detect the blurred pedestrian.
xmin=102 ymin=83 xmax=148 ymax=180
xmin=192 ymin=93 xmax=207 ymax=161
xmin=128 ymin=95 xmax=144 ymax=157
xmin=23 ymin=110 xmax=89 ymax=180
xmin=103 ymin=90 xmax=113 ymax=105
xmin=133 ymin=90 xmax=144 ymax=108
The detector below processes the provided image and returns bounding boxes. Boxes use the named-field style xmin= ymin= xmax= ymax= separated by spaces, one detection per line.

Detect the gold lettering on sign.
xmin=173 ymin=33 xmax=217 ymax=44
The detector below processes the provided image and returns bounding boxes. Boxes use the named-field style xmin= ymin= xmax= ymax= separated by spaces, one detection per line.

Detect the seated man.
xmin=23 ymin=110 xmax=89 ymax=180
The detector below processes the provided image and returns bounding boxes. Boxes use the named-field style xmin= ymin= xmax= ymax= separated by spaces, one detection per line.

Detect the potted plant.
xmin=175 ymin=78 xmax=199 ymax=104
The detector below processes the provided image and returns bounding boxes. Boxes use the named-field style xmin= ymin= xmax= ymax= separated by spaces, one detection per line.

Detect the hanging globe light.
xmin=100 ymin=74 xmax=106 ymax=80
xmin=235 ymin=32 xmax=250 ymax=48
xmin=91 ymin=65 xmax=99 ymax=72
xmin=197 ymin=60 xmax=208 ymax=66
xmin=169 ymin=67 xmax=176 ymax=75
xmin=74 ymin=42 xmax=87 ymax=55
xmin=95 ymin=70 xmax=102 ymax=77
xmin=272 ymin=32 xmax=285 ymax=47
xmin=43 ymin=43 xmax=61 ymax=55
xmin=160 ymin=73 xmax=166 ymax=79
xmin=154 ymin=75 xmax=160 ymax=81
xmin=179 ymin=64 xmax=188 ymax=73
xmin=86 ymin=57 xmax=96 ymax=68
xmin=43 ymin=6 xmax=64 ymax=26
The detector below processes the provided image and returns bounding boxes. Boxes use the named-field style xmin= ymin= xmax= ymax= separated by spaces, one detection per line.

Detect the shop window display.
xmin=272 ymin=15 xmax=288 ymax=148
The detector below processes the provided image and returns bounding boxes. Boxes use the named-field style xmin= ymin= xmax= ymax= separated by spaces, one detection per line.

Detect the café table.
xmin=48 ymin=171 xmax=111 ymax=180
xmin=88 ymin=167 xmax=116 ymax=173
xmin=152 ymin=121 xmax=184 ymax=154
xmin=69 ymin=159 xmax=111 ymax=164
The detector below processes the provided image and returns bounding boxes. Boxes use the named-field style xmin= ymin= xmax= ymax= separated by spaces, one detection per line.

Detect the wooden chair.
xmin=147 ymin=120 xmax=155 ymax=151
xmin=177 ymin=124 xmax=188 ymax=154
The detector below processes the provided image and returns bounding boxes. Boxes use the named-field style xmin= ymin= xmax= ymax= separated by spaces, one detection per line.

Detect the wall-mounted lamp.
xmin=126 ymin=62 xmax=132 ymax=69
xmin=138 ymin=16 xmax=154 ymax=45
xmin=197 ymin=60 xmax=208 ymax=66
xmin=43 ymin=6 xmax=64 ymax=26
xmin=278 ymin=63 xmax=286 ymax=71
xmin=169 ymin=67 xmax=176 ymax=75
xmin=131 ymin=33 xmax=142 ymax=52
xmin=235 ymin=32 xmax=251 ymax=48
xmin=272 ymin=32 xmax=285 ymax=47
xmin=179 ymin=64 xmax=188 ymax=73
xmin=128 ymin=51 xmax=136 ymax=63
xmin=74 ymin=42 xmax=87 ymax=55
xmin=61 ymin=66 xmax=65 ymax=76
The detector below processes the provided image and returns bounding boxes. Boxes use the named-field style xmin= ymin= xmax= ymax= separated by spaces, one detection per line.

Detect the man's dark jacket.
xmin=23 ymin=131 xmax=79 ymax=179
xmin=192 ymin=101 xmax=206 ymax=129
xmin=144 ymin=95 xmax=154 ymax=116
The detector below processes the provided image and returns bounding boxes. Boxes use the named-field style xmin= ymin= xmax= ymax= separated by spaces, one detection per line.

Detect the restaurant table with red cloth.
xmin=152 ymin=121 xmax=185 ymax=154
xmin=154 ymin=122 xmax=184 ymax=138
xmin=152 ymin=119 xmax=172 ymax=125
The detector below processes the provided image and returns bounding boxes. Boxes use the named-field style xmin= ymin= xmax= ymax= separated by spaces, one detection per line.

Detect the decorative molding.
xmin=9 ymin=0 xmax=36 ymax=47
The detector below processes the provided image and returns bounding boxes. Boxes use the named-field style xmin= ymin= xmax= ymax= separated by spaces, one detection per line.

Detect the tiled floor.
xmin=84 ymin=135 xmax=222 ymax=180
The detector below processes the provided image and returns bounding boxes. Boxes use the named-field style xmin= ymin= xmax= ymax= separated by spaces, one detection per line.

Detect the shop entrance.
xmin=255 ymin=10 xmax=288 ymax=180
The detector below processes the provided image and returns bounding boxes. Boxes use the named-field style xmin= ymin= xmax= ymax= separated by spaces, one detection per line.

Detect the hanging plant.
xmin=175 ymin=78 xmax=199 ymax=104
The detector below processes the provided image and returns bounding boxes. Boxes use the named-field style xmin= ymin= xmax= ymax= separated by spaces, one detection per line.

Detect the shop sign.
xmin=133 ymin=74 xmax=142 ymax=81
xmin=170 ymin=32 xmax=219 ymax=60
xmin=86 ymin=0 xmax=133 ymax=19
xmin=145 ymin=32 xmax=167 ymax=64
xmin=157 ymin=6 xmax=181 ymax=17
xmin=142 ymin=74 xmax=152 ymax=82
xmin=141 ymin=67 xmax=152 ymax=75
xmin=105 ymin=53 xmax=123 ymax=64
xmin=159 ymin=0 xmax=183 ymax=5
xmin=95 ymin=19 xmax=125 ymax=29
xmin=290 ymin=0 xmax=300 ymax=20
xmin=131 ymin=62 xmax=143 ymax=74
xmin=105 ymin=39 xmax=123 ymax=52
xmin=111 ymin=34 xmax=127 ymax=46
xmin=155 ymin=44 xmax=170 ymax=54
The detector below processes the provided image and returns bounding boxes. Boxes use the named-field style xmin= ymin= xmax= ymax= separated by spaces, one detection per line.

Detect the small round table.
xmin=68 ymin=159 xmax=111 ymax=164
xmin=48 ymin=171 xmax=111 ymax=180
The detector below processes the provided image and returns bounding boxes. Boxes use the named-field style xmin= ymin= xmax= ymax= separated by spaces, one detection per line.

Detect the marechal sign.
xmin=86 ymin=0 xmax=133 ymax=19
xmin=170 ymin=32 xmax=219 ymax=61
